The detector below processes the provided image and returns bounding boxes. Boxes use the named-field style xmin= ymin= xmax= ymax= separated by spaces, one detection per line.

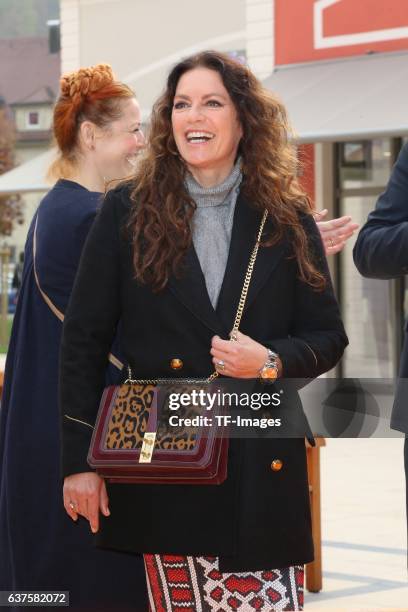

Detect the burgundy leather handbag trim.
xmin=88 ymin=382 xmax=229 ymax=484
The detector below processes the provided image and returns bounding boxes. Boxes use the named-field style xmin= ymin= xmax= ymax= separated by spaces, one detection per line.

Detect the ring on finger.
xmin=69 ymin=501 xmax=76 ymax=511
xmin=329 ymin=238 xmax=335 ymax=248
xmin=216 ymin=360 xmax=225 ymax=371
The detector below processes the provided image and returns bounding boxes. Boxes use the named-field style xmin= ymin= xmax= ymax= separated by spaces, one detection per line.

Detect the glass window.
xmin=338 ymin=139 xmax=392 ymax=189
xmin=340 ymin=194 xmax=394 ymax=378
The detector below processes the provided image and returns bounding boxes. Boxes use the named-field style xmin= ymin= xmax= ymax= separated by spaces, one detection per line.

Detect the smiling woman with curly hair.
xmin=129 ymin=52 xmax=325 ymax=293
xmin=60 ymin=51 xmax=348 ymax=611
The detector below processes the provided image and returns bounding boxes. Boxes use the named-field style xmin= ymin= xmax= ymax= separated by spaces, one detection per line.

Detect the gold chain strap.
xmin=127 ymin=209 xmax=268 ymax=385
xmin=125 ymin=370 xmax=219 ymax=385
xmin=231 ymin=209 xmax=268 ymax=336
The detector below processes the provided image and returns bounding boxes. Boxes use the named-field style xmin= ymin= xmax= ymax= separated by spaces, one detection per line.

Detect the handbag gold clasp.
xmin=139 ymin=432 xmax=157 ymax=463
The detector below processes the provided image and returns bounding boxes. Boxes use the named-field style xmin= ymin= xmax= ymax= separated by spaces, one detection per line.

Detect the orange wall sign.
xmin=275 ymin=0 xmax=408 ymax=65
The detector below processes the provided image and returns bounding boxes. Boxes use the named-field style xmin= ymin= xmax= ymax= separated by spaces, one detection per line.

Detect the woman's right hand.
xmin=314 ymin=209 xmax=359 ymax=255
xmin=63 ymin=471 xmax=110 ymax=533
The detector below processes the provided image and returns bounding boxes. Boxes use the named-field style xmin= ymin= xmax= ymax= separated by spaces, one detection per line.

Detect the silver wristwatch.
xmin=259 ymin=348 xmax=279 ymax=382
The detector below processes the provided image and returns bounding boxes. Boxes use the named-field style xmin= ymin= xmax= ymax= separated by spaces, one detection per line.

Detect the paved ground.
xmin=305 ymin=438 xmax=408 ymax=611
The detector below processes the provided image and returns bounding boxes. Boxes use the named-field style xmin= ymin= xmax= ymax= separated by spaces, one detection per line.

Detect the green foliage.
xmin=0 ymin=315 xmax=13 ymax=353
xmin=0 ymin=106 xmax=24 ymax=235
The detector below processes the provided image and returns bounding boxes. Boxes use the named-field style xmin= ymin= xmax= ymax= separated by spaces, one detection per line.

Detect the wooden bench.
xmin=305 ymin=437 xmax=325 ymax=593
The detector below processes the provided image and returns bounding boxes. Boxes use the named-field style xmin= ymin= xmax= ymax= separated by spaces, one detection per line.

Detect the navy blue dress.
xmin=0 ymin=180 xmax=148 ymax=611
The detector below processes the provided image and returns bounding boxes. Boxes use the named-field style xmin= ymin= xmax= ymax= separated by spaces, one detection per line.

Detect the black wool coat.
xmin=60 ymin=183 xmax=348 ymax=572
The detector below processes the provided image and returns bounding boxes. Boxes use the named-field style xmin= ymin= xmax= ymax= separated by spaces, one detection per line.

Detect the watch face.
xmin=260 ymin=365 xmax=278 ymax=380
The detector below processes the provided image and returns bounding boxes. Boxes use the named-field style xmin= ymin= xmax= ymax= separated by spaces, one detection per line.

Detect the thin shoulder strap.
xmin=33 ymin=214 xmax=123 ymax=371
xmin=33 ymin=215 xmax=64 ymax=322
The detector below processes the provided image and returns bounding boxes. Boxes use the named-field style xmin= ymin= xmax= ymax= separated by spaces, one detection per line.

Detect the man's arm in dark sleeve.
xmin=353 ymin=143 xmax=408 ymax=279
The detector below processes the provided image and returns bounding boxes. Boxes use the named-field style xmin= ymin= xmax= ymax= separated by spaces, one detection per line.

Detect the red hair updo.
xmin=49 ymin=63 xmax=135 ymax=179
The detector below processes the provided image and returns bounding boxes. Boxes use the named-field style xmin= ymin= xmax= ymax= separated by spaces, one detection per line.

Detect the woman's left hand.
xmin=314 ymin=209 xmax=359 ymax=255
xmin=210 ymin=331 xmax=281 ymax=378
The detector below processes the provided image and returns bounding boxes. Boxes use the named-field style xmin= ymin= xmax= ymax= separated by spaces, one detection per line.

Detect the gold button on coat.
xmin=170 ymin=358 xmax=183 ymax=370
xmin=271 ymin=459 xmax=283 ymax=472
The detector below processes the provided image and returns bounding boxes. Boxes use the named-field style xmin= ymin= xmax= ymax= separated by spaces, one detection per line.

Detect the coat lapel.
xmin=216 ymin=193 xmax=287 ymax=333
xmin=167 ymin=244 xmax=226 ymax=336
xmin=167 ymin=192 xmax=287 ymax=337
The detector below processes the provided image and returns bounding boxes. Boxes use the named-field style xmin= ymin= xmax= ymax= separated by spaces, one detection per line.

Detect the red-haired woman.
xmin=0 ymin=64 xmax=148 ymax=610
xmin=60 ymin=52 xmax=348 ymax=611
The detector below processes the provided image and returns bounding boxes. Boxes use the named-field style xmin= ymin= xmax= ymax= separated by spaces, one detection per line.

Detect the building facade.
xmin=248 ymin=0 xmax=408 ymax=378
xmin=5 ymin=0 xmax=407 ymax=378
xmin=60 ymin=0 xmax=247 ymax=120
xmin=0 ymin=37 xmax=60 ymax=255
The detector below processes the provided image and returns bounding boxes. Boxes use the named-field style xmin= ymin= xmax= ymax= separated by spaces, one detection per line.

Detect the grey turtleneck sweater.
xmin=185 ymin=159 xmax=243 ymax=308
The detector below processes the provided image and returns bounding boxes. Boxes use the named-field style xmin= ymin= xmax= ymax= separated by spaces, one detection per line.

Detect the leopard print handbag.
xmin=88 ymin=377 xmax=229 ymax=484
xmin=87 ymin=211 xmax=268 ymax=484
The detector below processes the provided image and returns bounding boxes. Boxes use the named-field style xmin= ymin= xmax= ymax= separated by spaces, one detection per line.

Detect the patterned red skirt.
xmin=144 ymin=554 xmax=304 ymax=611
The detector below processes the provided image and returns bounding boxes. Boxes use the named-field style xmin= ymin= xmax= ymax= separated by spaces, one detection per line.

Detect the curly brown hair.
xmin=128 ymin=50 xmax=325 ymax=291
